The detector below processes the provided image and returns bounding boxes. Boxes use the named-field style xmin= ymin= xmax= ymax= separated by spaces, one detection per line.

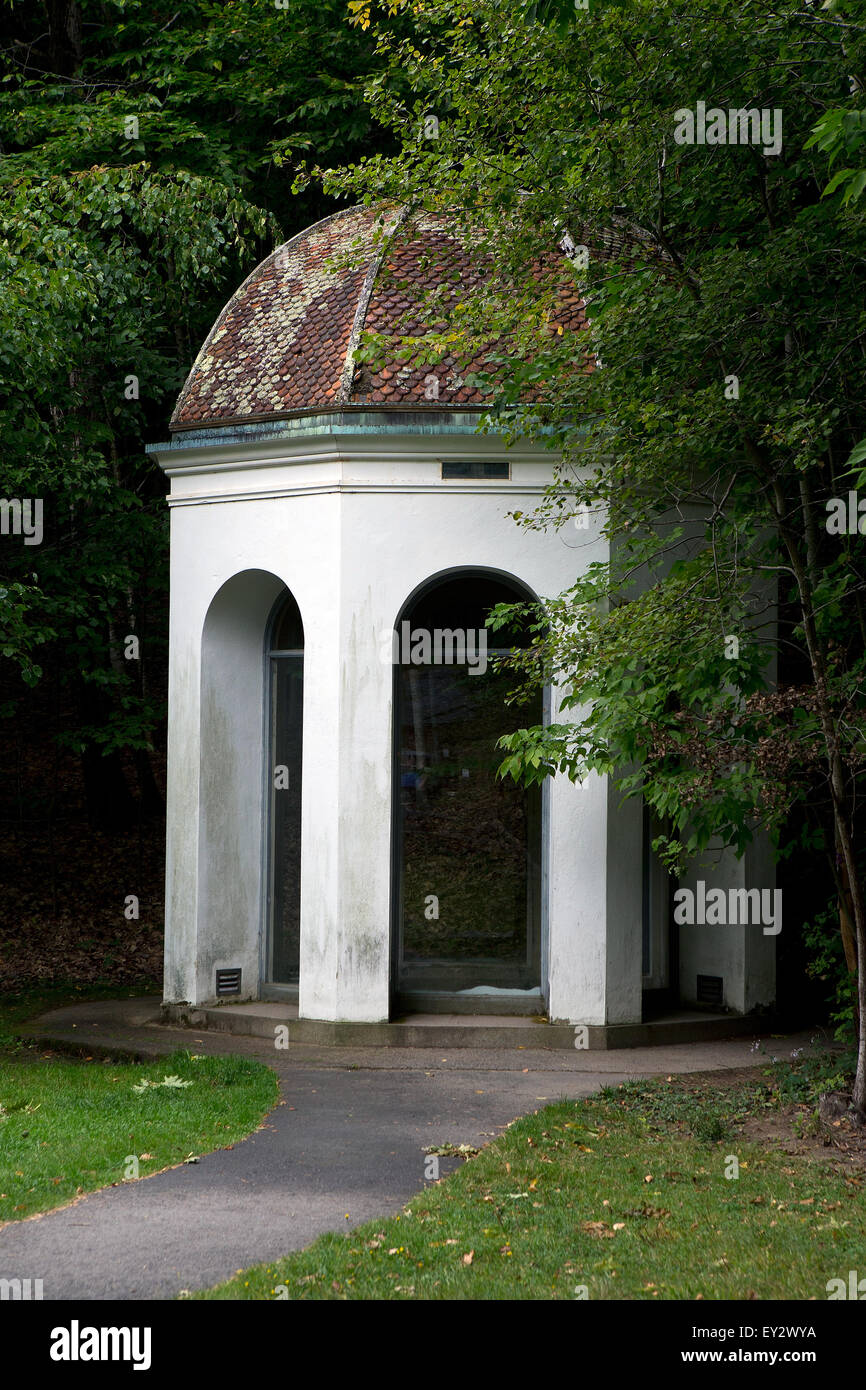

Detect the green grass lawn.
xmin=191 ymin=1069 xmax=865 ymax=1301
xmin=0 ymin=985 xmax=279 ymax=1223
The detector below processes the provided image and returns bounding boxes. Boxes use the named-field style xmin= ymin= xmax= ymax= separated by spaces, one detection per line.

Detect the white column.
xmin=297 ymin=493 xmax=392 ymax=1022
xmin=162 ymin=508 xmax=203 ymax=1003
xmin=546 ymin=688 xmax=610 ymax=1024
xmin=296 ymin=524 xmax=345 ymax=1019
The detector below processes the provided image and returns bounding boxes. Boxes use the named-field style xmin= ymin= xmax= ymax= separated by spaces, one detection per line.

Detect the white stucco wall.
xmin=199 ymin=569 xmax=286 ymax=1003
xmin=155 ymin=423 xmax=625 ymax=1020
xmin=153 ymin=419 xmax=775 ymax=1023
xmin=677 ymin=837 xmax=777 ymax=1012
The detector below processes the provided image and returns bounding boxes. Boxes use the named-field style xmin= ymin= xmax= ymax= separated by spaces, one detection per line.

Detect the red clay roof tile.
xmin=170 ymin=204 xmax=593 ymax=430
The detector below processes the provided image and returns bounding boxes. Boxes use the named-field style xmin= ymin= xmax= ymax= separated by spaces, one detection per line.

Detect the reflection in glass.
xmin=395 ymin=576 xmax=542 ymax=996
xmin=267 ymin=592 xmax=304 ymax=985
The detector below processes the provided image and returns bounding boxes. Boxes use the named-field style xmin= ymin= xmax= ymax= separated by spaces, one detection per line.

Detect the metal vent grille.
xmin=216 ymin=968 xmax=242 ymax=997
xmin=441 ymin=460 xmax=509 ymax=479
xmin=696 ymin=974 xmax=723 ymax=1006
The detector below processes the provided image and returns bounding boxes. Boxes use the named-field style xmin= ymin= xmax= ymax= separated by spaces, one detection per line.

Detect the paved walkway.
xmin=0 ymin=999 xmax=823 ymax=1300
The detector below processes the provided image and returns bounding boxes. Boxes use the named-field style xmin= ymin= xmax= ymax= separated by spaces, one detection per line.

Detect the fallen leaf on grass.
xmin=462 ymin=1251 xmax=474 ymax=1266
xmin=581 ymin=1221 xmax=616 ymax=1238
xmin=422 ymin=1143 xmax=480 ymax=1159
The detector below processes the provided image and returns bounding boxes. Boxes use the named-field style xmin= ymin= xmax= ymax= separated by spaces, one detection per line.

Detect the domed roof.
xmin=170 ymin=203 xmax=588 ymax=430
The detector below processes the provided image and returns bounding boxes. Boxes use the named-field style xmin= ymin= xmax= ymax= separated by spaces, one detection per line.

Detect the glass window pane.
xmin=271 ymin=591 xmax=304 ymax=650
xmin=395 ymin=576 xmax=543 ymax=996
xmin=269 ymin=655 xmax=303 ymax=983
xmin=407 ymin=575 xmax=535 ymax=650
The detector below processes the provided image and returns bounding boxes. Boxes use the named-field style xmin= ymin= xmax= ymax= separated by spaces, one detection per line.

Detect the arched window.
xmin=265 ymin=589 xmax=304 ymax=992
xmin=393 ymin=571 xmax=544 ymax=1007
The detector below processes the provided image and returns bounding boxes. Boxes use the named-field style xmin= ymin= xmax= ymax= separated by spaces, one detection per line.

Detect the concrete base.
xmin=160 ymin=1001 xmax=771 ymax=1050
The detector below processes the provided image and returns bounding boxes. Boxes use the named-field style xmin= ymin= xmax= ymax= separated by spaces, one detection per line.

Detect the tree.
xmin=323 ymin=0 xmax=866 ymax=1112
xmin=0 ymin=0 xmax=389 ymax=825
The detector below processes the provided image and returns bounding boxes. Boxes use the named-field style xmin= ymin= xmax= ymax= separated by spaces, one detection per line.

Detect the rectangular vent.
xmin=696 ymin=974 xmax=723 ymax=1006
xmin=441 ymin=460 xmax=509 ymax=479
xmin=216 ymin=968 xmax=242 ymax=997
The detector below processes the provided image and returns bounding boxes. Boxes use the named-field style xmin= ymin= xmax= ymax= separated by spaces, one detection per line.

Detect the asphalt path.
xmin=0 ymin=1003 xmax=820 ymax=1300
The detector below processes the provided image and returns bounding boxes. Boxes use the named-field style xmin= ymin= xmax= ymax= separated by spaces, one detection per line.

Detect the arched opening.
xmin=265 ymin=588 xmax=304 ymax=994
xmin=392 ymin=570 xmax=545 ymax=1010
xmin=196 ymin=569 xmax=288 ymax=1004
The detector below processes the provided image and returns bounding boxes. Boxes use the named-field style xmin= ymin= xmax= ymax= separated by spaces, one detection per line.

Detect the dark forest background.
xmin=0 ymin=0 xmax=398 ymax=990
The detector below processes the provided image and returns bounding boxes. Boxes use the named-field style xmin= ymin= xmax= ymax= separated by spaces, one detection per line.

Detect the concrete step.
xmin=160 ymin=1001 xmax=769 ymax=1050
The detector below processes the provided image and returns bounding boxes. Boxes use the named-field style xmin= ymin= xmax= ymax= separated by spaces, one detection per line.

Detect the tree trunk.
xmin=772 ymin=475 xmax=866 ymax=1117
xmin=837 ymin=861 xmax=860 ymax=1044
xmin=44 ymin=0 xmax=82 ymax=76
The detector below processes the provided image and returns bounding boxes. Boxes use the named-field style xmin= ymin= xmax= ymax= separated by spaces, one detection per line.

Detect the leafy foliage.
xmin=321 ymin=0 xmax=866 ymax=1107
xmin=0 ymin=0 xmax=390 ymax=818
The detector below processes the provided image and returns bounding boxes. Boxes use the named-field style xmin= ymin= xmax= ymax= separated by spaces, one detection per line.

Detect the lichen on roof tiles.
xmin=169 ymin=203 xmax=591 ymax=430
